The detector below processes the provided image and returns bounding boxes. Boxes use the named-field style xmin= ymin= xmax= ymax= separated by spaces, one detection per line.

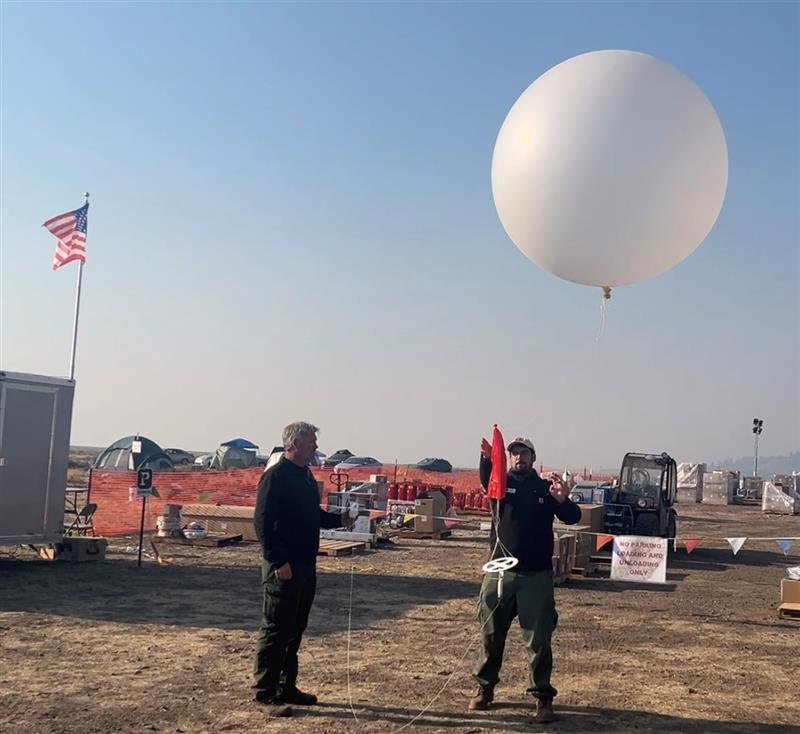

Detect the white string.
xmin=596 ymin=292 xmax=608 ymax=343
xmin=345 ymin=549 xmax=359 ymax=722
xmin=343 ymin=556 xmax=503 ymax=734
xmin=343 ymin=463 xmax=520 ymax=730
xmin=385 ymin=597 xmax=502 ymax=734
xmin=342 ymin=479 xmax=797 ymax=726
xmin=596 ymin=286 xmax=612 ymax=344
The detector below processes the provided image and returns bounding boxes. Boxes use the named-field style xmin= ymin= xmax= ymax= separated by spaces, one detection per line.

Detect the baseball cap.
xmin=507 ymin=437 xmax=535 ymax=453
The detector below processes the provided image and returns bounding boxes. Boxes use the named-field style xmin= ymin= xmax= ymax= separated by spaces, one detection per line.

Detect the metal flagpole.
xmin=68 ymin=192 xmax=89 ymax=381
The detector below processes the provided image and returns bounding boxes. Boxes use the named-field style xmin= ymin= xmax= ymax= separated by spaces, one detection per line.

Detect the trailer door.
xmin=0 ymin=381 xmax=60 ymax=542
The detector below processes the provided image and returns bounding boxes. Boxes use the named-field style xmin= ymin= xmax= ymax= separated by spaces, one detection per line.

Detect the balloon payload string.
xmin=485 ymin=427 xmax=517 ymax=598
xmin=597 ymin=286 xmax=612 ymax=343
xmin=344 ymin=507 xmax=508 ymax=734
xmin=344 ymin=428 xmax=516 ymax=732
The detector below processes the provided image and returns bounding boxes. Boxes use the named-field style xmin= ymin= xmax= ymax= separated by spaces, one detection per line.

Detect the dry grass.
xmin=1 ymin=504 xmax=798 ymax=734
xmin=66 ymin=468 xmax=89 ymax=488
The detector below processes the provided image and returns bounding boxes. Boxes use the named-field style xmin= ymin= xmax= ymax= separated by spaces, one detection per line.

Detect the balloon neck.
xmin=602 ymin=286 xmax=612 ymax=300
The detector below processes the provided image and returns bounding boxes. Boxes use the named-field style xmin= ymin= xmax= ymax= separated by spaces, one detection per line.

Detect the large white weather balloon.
xmin=491 ymin=50 xmax=728 ymax=290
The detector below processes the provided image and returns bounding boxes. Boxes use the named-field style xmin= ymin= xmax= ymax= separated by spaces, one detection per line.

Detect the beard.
xmin=509 ymin=464 xmax=533 ymax=476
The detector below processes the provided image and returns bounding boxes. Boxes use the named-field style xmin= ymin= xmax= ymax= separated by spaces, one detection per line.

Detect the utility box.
xmin=0 ymin=371 xmax=75 ymax=545
xmin=414 ymin=491 xmax=447 ymax=534
xmin=556 ymin=504 xmax=604 ymax=534
xmin=58 ymin=536 xmax=108 ymax=563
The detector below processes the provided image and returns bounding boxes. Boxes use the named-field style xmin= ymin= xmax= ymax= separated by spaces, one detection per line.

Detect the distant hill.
xmin=709 ymin=452 xmax=799 ymax=478
xmin=593 ymin=452 xmax=800 ymax=479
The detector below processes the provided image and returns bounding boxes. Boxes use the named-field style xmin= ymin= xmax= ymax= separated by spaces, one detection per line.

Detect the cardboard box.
xmin=677 ymin=488 xmax=700 ymax=503
xmin=567 ymin=524 xmax=593 ymax=569
xmin=58 ymin=537 xmax=107 ymax=563
xmin=552 ymin=532 xmax=576 ymax=577
xmin=414 ymin=492 xmax=446 ymax=533
xmin=578 ymin=504 xmax=604 ymax=533
xmin=781 ymin=578 xmax=800 ymax=604
xmin=181 ymin=504 xmax=258 ymax=541
xmin=555 ymin=504 xmax=604 ymax=534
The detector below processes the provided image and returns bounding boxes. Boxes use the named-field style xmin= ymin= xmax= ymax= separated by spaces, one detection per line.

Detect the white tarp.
xmin=610 ymin=535 xmax=668 ymax=584
xmin=677 ymin=462 xmax=705 ymax=488
xmin=762 ymin=481 xmax=800 ymax=515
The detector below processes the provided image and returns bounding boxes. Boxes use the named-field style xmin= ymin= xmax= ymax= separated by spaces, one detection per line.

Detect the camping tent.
xmin=93 ymin=435 xmax=174 ymax=471
xmin=210 ymin=438 xmax=260 ymax=469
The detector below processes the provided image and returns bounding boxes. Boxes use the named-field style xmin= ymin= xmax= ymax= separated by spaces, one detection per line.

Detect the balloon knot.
xmin=602 ymin=286 xmax=612 ymax=300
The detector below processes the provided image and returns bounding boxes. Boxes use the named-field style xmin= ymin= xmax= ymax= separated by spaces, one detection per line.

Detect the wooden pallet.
xmin=153 ymin=533 xmax=242 ymax=548
xmin=318 ymin=539 xmax=367 ymax=556
xmin=381 ymin=528 xmax=453 ymax=540
xmin=778 ymin=603 xmax=800 ymax=620
xmin=572 ymin=562 xmax=599 ymax=577
xmin=553 ymin=572 xmax=570 ymax=587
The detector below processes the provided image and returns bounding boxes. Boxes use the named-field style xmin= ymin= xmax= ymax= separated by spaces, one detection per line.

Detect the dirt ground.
xmin=1 ymin=504 xmax=799 ymax=734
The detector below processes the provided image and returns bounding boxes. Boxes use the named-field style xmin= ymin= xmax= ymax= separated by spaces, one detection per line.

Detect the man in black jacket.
xmin=252 ymin=421 xmax=351 ymax=717
xmin=470 ymin=436 xmax=580 ymax=724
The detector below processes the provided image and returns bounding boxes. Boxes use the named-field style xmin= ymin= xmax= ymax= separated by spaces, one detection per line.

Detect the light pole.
xmin=752 ymin=418 xmax=764 ymax=477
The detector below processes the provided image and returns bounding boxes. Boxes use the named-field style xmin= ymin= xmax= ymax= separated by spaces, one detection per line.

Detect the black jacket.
xmin=480 ymin=456 xmax=581 ymax=572
xmin=254 ymin=457 xmax=343 ymax=566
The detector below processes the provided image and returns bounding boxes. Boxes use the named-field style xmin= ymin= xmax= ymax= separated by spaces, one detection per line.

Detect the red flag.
xmin=596 ymin=533 xmax=614 ymax=551
xmin=487 ymin=424 xmax=507 ymax=500
xmin=683 ymin=538 xmax=701 ymax=554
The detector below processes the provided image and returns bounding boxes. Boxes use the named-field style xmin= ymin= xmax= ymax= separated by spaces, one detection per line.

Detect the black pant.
xmin=252 ymin=560 xmax=316 ymax=698
xmin=474 ymin=569 xmax=558 ymax=701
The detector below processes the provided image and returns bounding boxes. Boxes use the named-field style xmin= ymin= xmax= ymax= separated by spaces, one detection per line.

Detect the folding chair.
xmin=63 ymin=503 xmax=97 ymax=537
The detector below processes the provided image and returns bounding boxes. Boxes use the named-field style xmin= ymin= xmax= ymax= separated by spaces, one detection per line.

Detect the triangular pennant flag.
xmin=367 ymin=510 xmax=386 ymax=520
xmin=596 ymin=533 xmax=614 ymax=551
xmin=683 ymin=538 xmax=702 ymax=554
xmin=726 ymin=537 xmax=747 ymax=555
xmin=443 ymin=514 xmax=462 ymax=529
xmin=775 ymin=539 xmax=794 ymax=556
xmin=403 ymin=513 xmax=416 ymax=524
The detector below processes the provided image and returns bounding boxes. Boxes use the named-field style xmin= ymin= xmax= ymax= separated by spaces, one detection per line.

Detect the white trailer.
xmin=0 ymin=371 xmax=75 ymax=545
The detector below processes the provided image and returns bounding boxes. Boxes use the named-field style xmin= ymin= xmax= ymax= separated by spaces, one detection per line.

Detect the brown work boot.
xmin=534 ymin=698 xmax=555 ymax=724
xmin=254 ymin=693 xmax=293 ymax=717
xmin=468 ymin=683 xmax=495 ymax=711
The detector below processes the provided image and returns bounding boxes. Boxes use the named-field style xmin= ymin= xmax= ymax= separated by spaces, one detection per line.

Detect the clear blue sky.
xmin=1 ymin=1 xmax=797 ymax=470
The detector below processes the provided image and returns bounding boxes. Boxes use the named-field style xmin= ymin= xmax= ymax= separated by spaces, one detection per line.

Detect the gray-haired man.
xmin=252 ymin=422 xmax=351 ymax=716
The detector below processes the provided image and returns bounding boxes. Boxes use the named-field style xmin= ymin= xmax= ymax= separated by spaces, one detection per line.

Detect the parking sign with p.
xmin=136 ymin=468 xmax=153 ymax=495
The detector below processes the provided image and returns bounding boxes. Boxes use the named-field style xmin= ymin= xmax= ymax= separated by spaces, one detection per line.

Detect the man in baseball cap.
xmin=507 ymin=437 xmax=536 ymax=457
xmin=470 ymin=432 xmax=580 ymax=724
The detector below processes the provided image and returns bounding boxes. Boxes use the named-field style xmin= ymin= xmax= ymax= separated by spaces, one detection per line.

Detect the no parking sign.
xmin=611 ymin=536 xmax=668 ymax=584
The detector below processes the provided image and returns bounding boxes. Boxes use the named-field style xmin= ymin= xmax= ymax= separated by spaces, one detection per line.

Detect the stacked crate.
xmin=677 ymin=462 xmax=705 ymax=503
xmin=702 ymin=470 xmax=738 ymax=505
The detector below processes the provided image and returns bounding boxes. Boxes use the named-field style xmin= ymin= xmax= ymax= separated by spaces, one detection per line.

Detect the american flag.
xmin=43 ymin=203 xmax=89 ymax=270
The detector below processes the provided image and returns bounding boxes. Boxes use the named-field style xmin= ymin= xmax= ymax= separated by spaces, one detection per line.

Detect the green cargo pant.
xmin=473 ymin=568 xmax=559 ymax=701
xmin=252 ymin=560 xmax=316 ymax=698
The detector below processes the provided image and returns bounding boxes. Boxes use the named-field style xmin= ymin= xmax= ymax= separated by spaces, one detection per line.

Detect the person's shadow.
xmin=302 ymin=700 xmax=798 ymax=733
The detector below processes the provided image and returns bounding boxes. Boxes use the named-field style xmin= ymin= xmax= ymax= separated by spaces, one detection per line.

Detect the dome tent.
xmin=93 ymin=435 xmax=174 ymax=471
xmin=210 ymin=437 xmax=260 ymax=470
